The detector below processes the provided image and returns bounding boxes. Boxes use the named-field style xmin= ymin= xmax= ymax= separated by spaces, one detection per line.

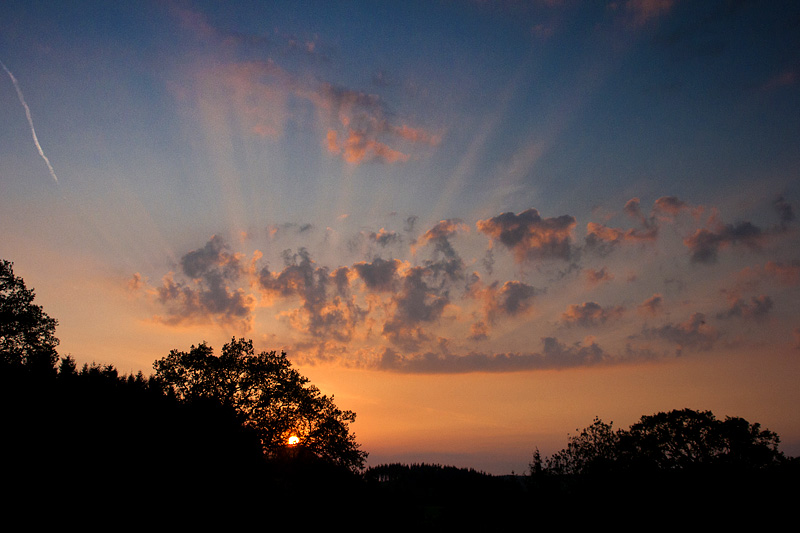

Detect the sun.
xmin=287 ymin=435 xmax=300 ymax=446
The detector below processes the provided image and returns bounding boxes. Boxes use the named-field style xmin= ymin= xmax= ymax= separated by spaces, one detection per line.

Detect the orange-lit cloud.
xmin=638 ymin=293 xmax=664 ymax=316
xmin=326 ymin=128 xmax=410 ymax=164
xmin=172 ymin=7 xmax=440 ymax=166
xmin=585 ymin=267 xmax=614 ymax=286
xmin=561 ymin=302 xmax=625 ymax=327
xmin=477 ymin=208 xmax=576 ymax=262
xmin=764 ymin=260 xmax=800 ymax=286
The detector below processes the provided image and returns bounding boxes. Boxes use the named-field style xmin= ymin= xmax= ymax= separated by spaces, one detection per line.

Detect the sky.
xmin=2 ymin=0 xmax=799 ymax=474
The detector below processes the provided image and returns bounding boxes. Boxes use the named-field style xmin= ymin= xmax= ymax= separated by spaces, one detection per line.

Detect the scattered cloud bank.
xmin=131 ymin=194 xmax=799 ymax=373
xmin=170 ymin=6 xmax=441 ymax=166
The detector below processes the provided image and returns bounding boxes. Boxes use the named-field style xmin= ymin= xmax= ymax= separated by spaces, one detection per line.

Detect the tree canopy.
xmin=538 ymin=408 xmax=786 ymax=476
xmin=153 ymin=337 xmax=367 ymax=472
xmin=0 ymin=260 xmax=59 ymax=371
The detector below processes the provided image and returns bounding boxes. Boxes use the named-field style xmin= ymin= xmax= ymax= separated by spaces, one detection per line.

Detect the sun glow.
xmin=287 ymin=435 xmax=300 ymax=446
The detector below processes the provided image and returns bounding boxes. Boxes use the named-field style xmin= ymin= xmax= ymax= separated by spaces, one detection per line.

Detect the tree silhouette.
xmin=0 ymin=260 xmax=59 ymax=371
xmin=154 ymin=337 xmax=367 ymax=472
xmin=543 ymin=417 xmax=621 ymax=475
xmin=623 ymin=408 xmax=784 ymax=471
xmin=537 ymin=408 xmax=786 ymax=476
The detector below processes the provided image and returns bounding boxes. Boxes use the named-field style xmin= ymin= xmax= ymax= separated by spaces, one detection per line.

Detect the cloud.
xmin=172 ymin=7 xmax=440 ymax=166
xmin=404 ymin=215 xmax=419 ymax=233
xmin=764 ymin=260 xmax=800 ymax=286
xmin=585 ymin=267 xmax=614 ymax=286
xmin=614 ymin=0 xmax=676 ymax=28
xmin=774 ymin=195 xmax=795 ymax=230
xmin=716 ymin=294 xmax=774 ymax=321
xmin=642 ymin=312 xmax=719 ymax=355
xmin=267 ymin=222 xmax=315 ymax=239
xmin=258 ymin=248 xmax=365 ymax=341
xmin=381 ymin=266 xmax=450 ymax=349
xmin=369 ymin=228 xmax=402 ymax=247
xmin=413 ymin=219 xmax=469 ymax=282
xmin=376 ymin=336 xmax=611 ymax=374
xmin=467 ymin=274 xmax=539 ymax=330
xmin=352 ymin=258 xmax=401 ymax=292
xmin=477 ymin=208 xmax=577 ymax=262
xmin=684 ymin=196 xmax=794 ymax=263
xmin=494 ymin=281 xmax=539 ymax=316
xmin=468 ymin=321 xmax=490 ymax=342
xmin=326 ymin=128 xmax=410 ymax=164
xmin=133 ymin=236 xmax=255 ymax=328
xmin=561 ymin=302 xmax=625 ymax=327
xmin=638 ymin=293 xmax=664 ymax=316
xmin=154 ymin=271 xmax=254 ymax=328
xmin=180 ymin=235 xmax=244 ymax=281
xmin=684 ymin=221 xmax=766 ymax=263
xmin=653 ymin=195 xmax=688 ymax=216
xmin=414 ymin=219 xmax=468 ymax=255
xmin=585 ymin=196 xmax=690 ymax=254
xmin=315 ymin=82 xmax=440 ymax=164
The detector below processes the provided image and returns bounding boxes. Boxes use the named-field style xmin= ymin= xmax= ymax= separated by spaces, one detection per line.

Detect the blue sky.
xmin=2 ymin=0 xmax=799 ymax=473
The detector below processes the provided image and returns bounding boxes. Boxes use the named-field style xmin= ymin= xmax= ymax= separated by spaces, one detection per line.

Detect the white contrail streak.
xmin=1 ymin=60 xmax=59 ymax=184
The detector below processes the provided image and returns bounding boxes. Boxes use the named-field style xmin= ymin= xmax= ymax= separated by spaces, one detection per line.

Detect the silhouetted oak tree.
xmin=154 ymin=337 xmax=367 ymax=472
xmin=0 ymin=260 xmax=58 ymax=371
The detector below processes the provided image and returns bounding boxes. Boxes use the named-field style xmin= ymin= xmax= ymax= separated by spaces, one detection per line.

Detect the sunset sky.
xmin=2 ymin=0 xmax=799 ymax=474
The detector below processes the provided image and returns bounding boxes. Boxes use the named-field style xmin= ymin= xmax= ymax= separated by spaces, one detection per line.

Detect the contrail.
xmin=1 ymin=60 xmax=59 ymax=184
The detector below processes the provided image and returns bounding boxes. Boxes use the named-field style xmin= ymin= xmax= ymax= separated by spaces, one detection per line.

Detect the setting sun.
xmin=287 ymin=435 xmax=300 ymax=446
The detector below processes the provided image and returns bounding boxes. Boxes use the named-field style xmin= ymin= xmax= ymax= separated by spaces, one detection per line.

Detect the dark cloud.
xmin=642 ymin=312 xmax=719 ymax=355
xmin=268 ymin=222 xmax=315 ymax=239
xmin=352 ymin=258 xmax=401 ymax=292
xmin=684 ymin=196 xmax=794 ymax=263
xmin=370 ymin=228 xmax=401 ymax=247
xmin=477 ymin=208 xmax=576 ymax=262
xmin=684 ymin=221 xmax=765 ymax=263
xmin=774 ymin=195 xmax=795 ymax=230
xmin=376 ymin=337 xmax=610 ymax=374
xmin=155 ymin=271 xmax=254 ymax=328
xmin=148 ymin=236 xmax=254 ymax=328
xmin=493 ymin=281 xmax=538 ymax=316
xmin=561 ymin=302 xmax=625 ymax=327
xmin=382 ymin=266 xmax=450 ymax=349
xmin=467 ymin=275 xmax=539 ymax=330
xmin=414 ymin=219 xmax=468 ymax=284
xmin=259 ymin=248 xmax=365 ymax=341
xmin=180 ymin=234 xmax=243 ymax=281
xmin=716 ymin=295 xmax=774 ymax=321
xmin=585 ymin=196 xmax=689 ymax=254
xmin=482 ymin=249 xmax=495 ymax=275
xmin=653 ymin=196 xmax=688 ymax=215
xmin=416 ymin=219 xmax=466 ymax=257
